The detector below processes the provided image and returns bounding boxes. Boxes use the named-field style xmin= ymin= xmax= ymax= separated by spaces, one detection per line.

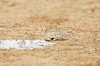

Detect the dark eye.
xmin=51 ymin=38 xmax=55 ymax=40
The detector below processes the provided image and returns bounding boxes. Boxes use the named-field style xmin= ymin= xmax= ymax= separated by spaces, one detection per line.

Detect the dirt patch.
xmin=0 ymin=0 xmax=100 ymax=66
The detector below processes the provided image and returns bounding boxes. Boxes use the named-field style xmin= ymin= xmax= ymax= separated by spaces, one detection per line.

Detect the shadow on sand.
xmin=45 ymin=38 xmax=68 ymax=42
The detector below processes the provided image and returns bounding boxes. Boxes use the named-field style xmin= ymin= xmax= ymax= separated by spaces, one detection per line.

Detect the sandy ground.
xmin=0 ymin=0 xmax=100 ymax=66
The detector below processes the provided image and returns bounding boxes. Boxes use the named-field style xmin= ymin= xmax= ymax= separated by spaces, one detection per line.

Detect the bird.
xmin=44 ymin=29 xmax=67 ymax=41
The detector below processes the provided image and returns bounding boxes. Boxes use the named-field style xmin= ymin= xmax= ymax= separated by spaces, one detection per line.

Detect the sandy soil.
xmin=0 ymin=0 xmax=100 ymax=66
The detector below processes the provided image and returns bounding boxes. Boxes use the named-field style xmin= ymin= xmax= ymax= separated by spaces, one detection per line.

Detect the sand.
xmin=0 ymin=0 xmax=100 ymax=66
